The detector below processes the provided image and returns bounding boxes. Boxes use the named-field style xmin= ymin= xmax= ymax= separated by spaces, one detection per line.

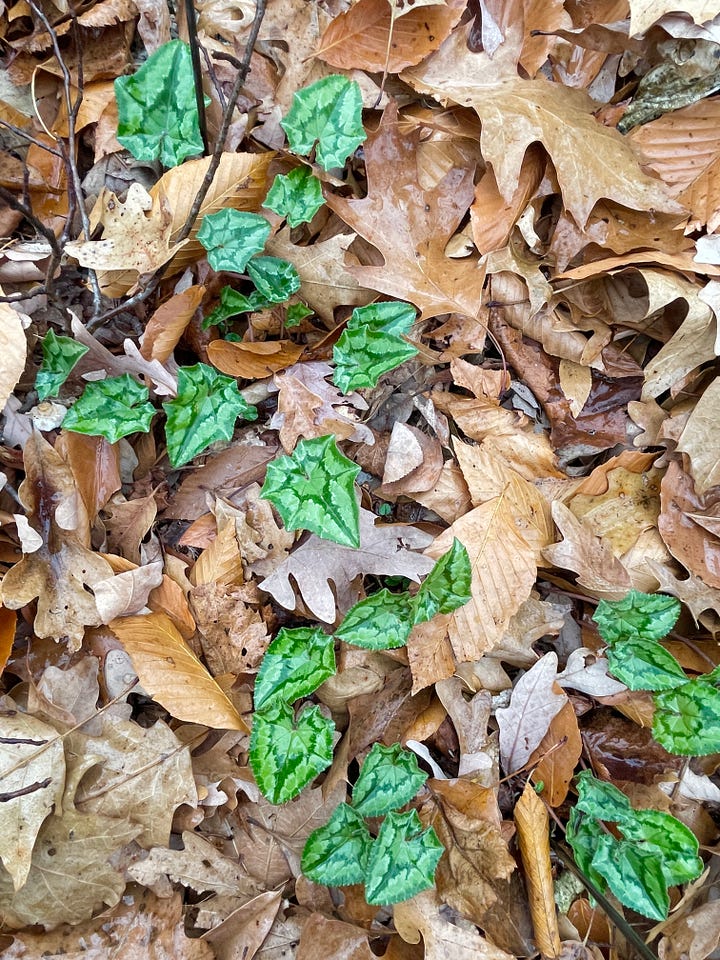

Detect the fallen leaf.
xmin=93 ymin=560 xmax=164 ymax=624
xmin=141 ymin=284 xmax=206 ymax=362
xmin=109 ymin=611 xmax=249 ymax=730
xmin=514 ymin=781 xmax=561 ymax=959
xmin=207 ymin=338 xmax=306 ymax=379
xmin=0 ymin=302 xmax=26 ymax=414
xmin=201 ymin=890 xmax=283 ymax=960
xmin=530 ymin=699 xmax=583 ymax=808
xmin=326 ymin=102 xmax=486 ymax=320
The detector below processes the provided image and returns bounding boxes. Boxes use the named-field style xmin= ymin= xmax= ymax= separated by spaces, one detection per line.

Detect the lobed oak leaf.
xmin=403 ymin=23 xmax=683 ymax=227
xmin=325 ymin=102 xmax=486 ymax=321
xmin=259 ymin=508 xmax=434 ymax=622
xmin=1 ymin=432 xmax=114 ymax=648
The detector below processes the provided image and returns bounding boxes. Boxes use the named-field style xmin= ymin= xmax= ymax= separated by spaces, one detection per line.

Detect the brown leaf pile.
xmin=2 ymin=0 xmax=720 ymax=958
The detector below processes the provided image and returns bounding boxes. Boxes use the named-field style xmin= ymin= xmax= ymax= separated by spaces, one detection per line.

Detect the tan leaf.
xmin=0 ymin=706 xmax=65 ymax=891
xmin=0 ymin=302 xmax=26 ymax=413
xmin=658 ymin=900 xmax=720 ymax=960
xmin=470 ymin=145 xmax=545 ymax=255
xmin=422 ymin=496 xmax=538 ymax=663
xmin=629 ymin=1 xmax=720 ymax=35
xmin=0 ymin=807 xmax=140 ymax=930
xmin=677 ymin=376 xmax=720 ymax=494
xmin=530 ymin=700 xmax=583 ymax=808
xmin=56 ymin=432 xmax=121 ymax=524
xmin=514 ymin=781 xmax=561 ymax=959
xmin=394 ymin=889 xmax=515 ymax=960
xmin=109 ymin=612 xmax=248 ymax=731
xmin=403 ymin=22 xmax=681 ymax=226
xmin=296 ymin=913 xmax=376 ymax=960
xmin=0 ymin=432 xmax=114 ymax=648
xmin=141 ymin=284 xmax=206 ymax=362
xmin=496 ymin=653 xmax=567 ymax=774
xmin=103 ymin=491 xmax=158 ymax=566
xmin=646 ymin=558 xmax=720 ymax=624
xmin=658 ymin=461 xmax=720 ymax=589
xmin=207 ymin=338 xmax=305 ymax=379
xmin=200 ymin=889 xmax=283 ymax=960
xmin=190 ymin=581 xmax=270 ymax=675
xmin=93 ymin=560 xmax=164 ymax=622
xmin=325 ymin=103 xmax=486 ymax=320
xmin=150 ymin=151 xmax=274 ymax=275
xmin=317 ymin=0 xmax=463 ymax=72
xmin=413 ymin=460 xmax=472 ymax=524
xmin=191 ymin=515 xmax=244 ymax=588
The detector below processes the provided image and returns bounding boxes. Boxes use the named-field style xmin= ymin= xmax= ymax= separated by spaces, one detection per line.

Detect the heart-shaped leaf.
xmin=593 ymin=590 xmax=680 ymax=644
xmin=35 ymin=330 xmax=88 ymax=401
xmin=281 ymin=74 xmax=366 ymax=171
xmin=197 ymin=209 xmax=270 ymax=273
xmin=250 ymin=700 xmax=334 ymax=804
xmin=605 ymin=638 xmax=686 ymax=692
xmin=264 ymin=167 xmax=325 ymax=227
xmin=653 ymin=679 xmax=720 ymax=756
xmin=246 ymin=256 xmax=301 ymax=303
xmin=352 ymin=743 xmax=427 ymax=817
xmin=333 ymin=301 xmax=419 ymax=394
xmin=413 ymin=537 xmax=472 ymax=623
xmin=364 ymin=810 xmax=443 ymax=905
xmin=254 ymin=626 xmax=336 ymax=711
xmin=301 ymin=802 xmax=373 ymax=886
xmin=335 ymin=588 xmax=415 ymax=650
xmin=63 ymin=374 xmax=156 ymax=443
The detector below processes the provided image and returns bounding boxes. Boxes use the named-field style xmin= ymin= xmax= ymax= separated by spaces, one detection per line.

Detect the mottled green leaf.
xmin=203 ymin=287 xmax=270 ymax=329
xmin=197 ymin=209 xmax=270 ymax=273
xmin=115 ymin=40 xmax=205 ymax=167
xmin=333 ymin=301 xmax=419 ymax=394
xmin=301 ymin=803 xmax=373 ymax=886
xmin=606 ymin=638 xmax=687 ymax=692
xmin=364 ymin=810 xmax=443 ymax=905
xmin=63 ymin=374 xmax=155 ymax=443
xmin=254 ymin=627 xmax=335 ymax=711
xmin=163 ymin=363 xmax=257 ymax=467
xmin=246 ymin=256 xmax=301 ymax=303
xmin=573 ymin=770 xmax=634 ymax=823
xmin=704 ymin=663 xmax=720 ymax=684
xmin=334 ymin=589 xmax=415 ymax=650
xmin=653 ymin=679 xmax=720 ymax=755
xmin=566 ymin=809 xmax=611 ymax=892
xmin=35 ymin=330 xmax=88 ymax=401
xmin=352 ymin=743 xmax=427 ymax=817
xmin=264 ymin=167 xmax=325 ymax=227
xmin=594 ymin=590 xmax=680 ymax=644
xmin=619 ymin=809 xmax=703 ymax=886
xmin=413 ymin=538 xmax=472 ymax=623
xmin=591 ymin=837 xmax=669 ymax=921
xmin=249 ymin=701 xmax=334 ymax=805
xmin=261 ymin=435 xmax=360 ymax=547
xmin=285 ymin=302 xmax=313 ymax=327
xmin=281 ymin=75 xmax=366 ymax=171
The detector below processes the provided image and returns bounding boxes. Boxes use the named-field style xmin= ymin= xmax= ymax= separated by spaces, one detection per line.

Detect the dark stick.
xmin=185 ymin=0 xmax=209 ymax=155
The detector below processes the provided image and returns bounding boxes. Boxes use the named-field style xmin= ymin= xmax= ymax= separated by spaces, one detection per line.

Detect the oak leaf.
xmin=403 ymin=22 xmax=682 ymax=226
xmin=325 ymin=102 xmax=486 ymax=320
xmin=0 ymin=432 xmax=114 ymax=649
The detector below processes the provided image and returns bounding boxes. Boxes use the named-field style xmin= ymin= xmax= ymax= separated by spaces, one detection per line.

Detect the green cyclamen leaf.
xmin=264 ymin=167 xmax=325 ymax=227
xmin=573 ymin=770 xmax=634 ymax=823
xmin=301 ymin=802 xmax=373 ymax=886
xmin=619 ymin=808 xmax=703 ymax=887
xmin=704 ymin=663 xmax=720 ymax=684
xmin=566 ymin=808 xmax=611 ymax=893
xmin=197 ymin=209 xmax=271 ymax=273
xmin=335 ymin=589 xmax=415 ymax=650
xmin=285 ymin=302 xmax=314 ymax=327
xmin=246 ymin=256 xmax=301 ymax=303
xmin=261 ymin=435 xmax=360 ymax=547
xmin=281 ymin=74 xmax=366 ymax=171
xmin=249 ymin=700 xmax=334 ymax=805
xmin=203 ymin=287 xmax=270 ymax=329
xmin=333 ymin=301 xmax=419 ymax=394
xmin=63 ymin=374 xmax=155 ymax=443
xmin=364 ymin=810 xmax=443 ymax=905
xmin=162 ymin=363 xmax=257 ymax=468
xmin=254 ymin=626 xmax=336 ymax=711
xmin=35 ymin=330 xmax=88 ymax=401
xmin=593 ymin=590 xmax=681 ymax=645
xmin=591 ymin=837 xmax=670 ymax=921
xmin=606 ymin=638 xmax=687 ymax=692
xmin=413 ymin=538 xmax=472 ymax=624
xmin=352 ymin=743 xmax=427 ymax=817
xmin=115 ymin=40 xmax=206 ymax=167
xmin=653 ymin=679 xmax=720 ymax=756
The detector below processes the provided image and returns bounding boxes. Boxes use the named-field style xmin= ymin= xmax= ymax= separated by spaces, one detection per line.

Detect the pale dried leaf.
xmin=556 ymin=648 xmax=627 ymax=697
xmin=514 ymin=781 xmax=561 ymax=959
xmin=93 ymin=561 xmax=164 ymax=622
xmin=0 ymin=302 xmax=26 ymax=414
xmin=496 ymin=653 xmax=566 ymax=774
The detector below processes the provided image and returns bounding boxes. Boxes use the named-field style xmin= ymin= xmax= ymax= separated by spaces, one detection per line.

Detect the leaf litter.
xmin=2 ymin=0 xmax=720 ymax=957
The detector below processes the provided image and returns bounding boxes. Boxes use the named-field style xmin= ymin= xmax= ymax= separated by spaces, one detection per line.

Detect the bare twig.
xmin=0 ymin=185 xmax=61 ymax=261
xmin=0 ymin=119 xmax=64 ymax=157
xmin=86 ymin=0 xmax=268 ymax=331
xmin=185 ymin=0 xmax=209 ymax=154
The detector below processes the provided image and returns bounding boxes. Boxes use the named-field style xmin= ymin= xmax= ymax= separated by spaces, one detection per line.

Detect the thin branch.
xmin=185 ymin=0 xmax=209 ymax=154
xmin=0 ymin=185 xmax=61 ymax=260
xmin=0 ymin=119 xmax=64 ymax=157
xmin=86 ymin=0 xmax=268 ymax=331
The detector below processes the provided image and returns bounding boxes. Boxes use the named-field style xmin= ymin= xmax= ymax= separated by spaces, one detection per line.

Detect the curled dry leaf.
xmin=109 ymin=611 xmax=248 ymax=731
xmin=514 ymin=781 xmax=561 ymax=959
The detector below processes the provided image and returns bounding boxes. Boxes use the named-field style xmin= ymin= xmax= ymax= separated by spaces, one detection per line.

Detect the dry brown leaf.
xmin=150 ymin=151 xmax=273 ymax=267
xmin=0 ymin=432 xmax=114 ymax=648
xmin=659 ymin=461 xmax=720 ymax=589
xmin=381 ymin=422 xmax=444 ymax=494
xmin=530 ymin=699 xmax=583 ymax=808
xmin=191 ymin=513 xmax=245 ymax=588
xmin=141 ymin=284 xmax=206 ymax=362
xmin=629 ymin=1 xmax=720 ymax=35
xmin=109 ymin=612 xmax=248 ymax=730
xmin=658 ymin=900 xmax=720 ymax=960
xmin=413 ymin=460 xmax=472 ymax=524
xmin=514 ymin=781 xmax=561 ymax=960
xmin=422 ymin=496 xmax=538 ymax=663
xmin=93 ymin=560 xmax=164 ymax=622
xmin=3 ymin=886 xmax=214 ymax=959
xmin=191 ymin=581 xmax=270 ymax=674
xmin=296 ymin=913 xmax=376 ymax=960
xmin=677 ymin=376 xmax=720 ymax=494
xmin=0 ymin=704 xmax=65 ymax=892
xmin=470 ymin=145 xmax=545 ymax=255
xmin=0 ymin=807 xmax=140 ymax=930
xmin=0 ymin=605 xmax=15 ymax=675
xmin=200 ymin=890 xmax=283 ymax=960
xmin=0 ymin=302 xmax=26 ymax=413
xmin=496 ymin=653 xmax=567 ymax=774
xmin=403 ymin=22 xmax=682 ymax=226
xmin=326 ymin=102 xmax=486 ymax=320
xmin=316 ymin=0 xmax=464 ymax=73
xmin=103 ymin=491 xmax=158 ymax=565
xmin=56 ymin=432 xmax=121 ymax=524
xmin=208 ymin=338 xmax=306 ymax=379
xmin=394 ymin=889 xmax=515 ymax=960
